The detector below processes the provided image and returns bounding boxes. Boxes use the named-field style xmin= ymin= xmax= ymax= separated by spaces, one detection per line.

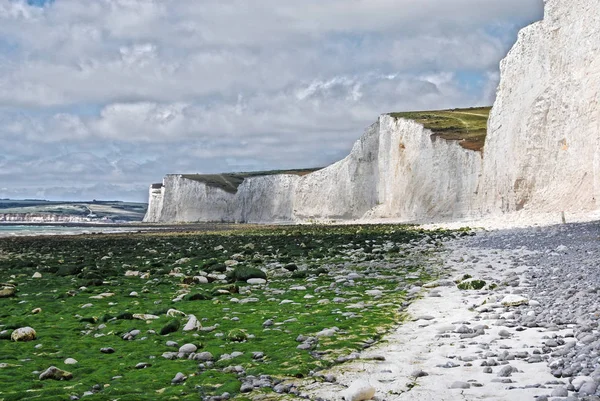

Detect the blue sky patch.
xmin=26 ymin=0 xmax=53 ymax=7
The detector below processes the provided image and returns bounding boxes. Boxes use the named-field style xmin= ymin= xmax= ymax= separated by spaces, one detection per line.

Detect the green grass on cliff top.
xmin=179 ymin=168 xmax=322 ymax=194
xmin=389 ymin=106 xmax=491 ymax=151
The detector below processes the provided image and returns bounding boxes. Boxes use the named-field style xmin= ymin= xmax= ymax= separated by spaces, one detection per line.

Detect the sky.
xmin=0 ymin=0 xmax=544 ymax=202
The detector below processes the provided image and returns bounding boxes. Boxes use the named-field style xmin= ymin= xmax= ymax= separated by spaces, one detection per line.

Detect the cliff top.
xmin=389 ymin=106 xmax=491 ymax=151
xmin=180 ymin=168 xmax=322 ymax=194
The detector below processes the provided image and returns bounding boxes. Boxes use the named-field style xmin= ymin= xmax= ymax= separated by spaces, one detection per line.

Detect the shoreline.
xmin=295 ymin=221 xmax=600 ymax=400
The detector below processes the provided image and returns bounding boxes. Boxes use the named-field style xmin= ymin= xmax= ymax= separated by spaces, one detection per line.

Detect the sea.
xmin=0 ymin=224 xmax=144 ymax=237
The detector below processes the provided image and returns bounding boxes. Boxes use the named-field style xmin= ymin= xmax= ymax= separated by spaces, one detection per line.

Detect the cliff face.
xmin=144 ymin=185 xmax=164 ymax=222
xmin=145 ymin=0 xmax=600 ymax=224
xmin=152 ymin=175 xmax=234 ymax=223
xmin=144 ymin=117 xmax=482 ymax=223
xmin=368 ymin=117 xmax=482 ymax=221
xmin=479 ymin=0 xmax=600 ymax=215
xmin=293 ymin=122 xmax=380 ymax=220
xmin=234 ymin=175 xmax=299 ymax=223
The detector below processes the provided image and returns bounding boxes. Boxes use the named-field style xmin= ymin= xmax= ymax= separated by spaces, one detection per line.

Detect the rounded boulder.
xmin=11 ymin=327 xmax=37 ymax=342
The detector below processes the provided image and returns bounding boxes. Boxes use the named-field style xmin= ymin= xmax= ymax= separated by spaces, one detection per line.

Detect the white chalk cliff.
xmin=480 ymin=0 xmax=600 ymax=215
xmin=144 ymin=117 xmax=482 ymax=223
xmin=144 ymin=0 xmax=600 ymax=224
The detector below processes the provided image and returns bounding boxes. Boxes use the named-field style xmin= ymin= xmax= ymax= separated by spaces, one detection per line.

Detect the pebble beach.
xmin=301 ymin=220 xmax=600 ymax=401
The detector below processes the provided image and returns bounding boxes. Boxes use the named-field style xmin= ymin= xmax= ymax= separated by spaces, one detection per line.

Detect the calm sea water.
xmin=0 ymin=225 xmax=141 ymax=237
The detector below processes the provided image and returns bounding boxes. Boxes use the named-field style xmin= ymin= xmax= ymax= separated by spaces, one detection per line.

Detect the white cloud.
xmin=0 ymin=0 xmax=544 ymax=200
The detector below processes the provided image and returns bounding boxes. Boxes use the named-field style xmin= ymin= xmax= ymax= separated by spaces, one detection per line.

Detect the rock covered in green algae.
xmin=11 ymin=327 xmax=36 ymax=342
xmin=39 ymin=366 xmax=73 ymax=381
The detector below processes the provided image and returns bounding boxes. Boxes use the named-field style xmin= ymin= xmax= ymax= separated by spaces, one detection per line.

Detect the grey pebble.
xmin=100 ymin=347 xmax=115 ymax=354
xmin=498 ymin=365 xmax=516 ymax=377
xmin=410 ymin=369 xmax=428 ymax=378
xmin=449 ymin=381 xmax=470 ymax=389
xmin=171 ymin=372 xmax=186 ymax=384
xmin=134 ymin=362 xmax=151 ymax=369
xmin=551 ymin=386 xmax=568 ymax=397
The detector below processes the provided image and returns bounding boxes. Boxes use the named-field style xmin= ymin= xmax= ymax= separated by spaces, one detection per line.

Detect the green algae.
xmin=0 ymin=224 xmax=460 ymax=400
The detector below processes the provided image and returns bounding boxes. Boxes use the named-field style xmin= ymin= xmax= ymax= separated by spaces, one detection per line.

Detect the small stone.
xmin=315 ymin=327 xmax=339 ymax=338
xmin=449 ymin=381 xmax=470 ymax=389
xmin=183 ymin=315 xmax=201 ymax=331
xmin=342 ymin=380 xmax=375 ymax=401
xmin=39 ymin=366 xmax=73 ymax=380
xmin=122 ymin=329 xmax=141 ymax=340
xmin=162 ymin=352 xmax=178 ymax=360
xmin=166 ymin=341 xmax=178 ymax=347
xmin=179 ymin=344 xmax=197 ymax=354
xmin=410 ymin=370 xmax=428 ymax=378
xmin=571 ymin=376 xmax=591 ymax=390
xmin=500 ymin=295 xmax=528 ymax=307
xmin=498 ymin=365 xmax=516 ymax=377
xmin=551 ymin=387 xmax=568 ymax=397
xmin=171 ymin=372 xmax=187 ymax=384
xmin=193 ymin=352 xmax=214 ymax=361
xmin=135 ymin=362 xmax=151 ymax=369
xmin=437 ymin=361 xmax=459 ymax=368
xmin=133 ymin=314 xmax=159 ymax=320
xmin=64 ymin=358 xmax=78 ymax=365
xmin=581 ymin=334 xmax=596 ymax=344
xmin=348 ymin=272 xmax=361 ymax=280
xmin=0 ymin=284 xmax=16 ymax=298
xmin=100 ymin=347 xmax=115 ymax=354
xmin=166 ymin=309 xmax=186 ymax=318
xmin=579 ymin=381 xmax=599 ymax=395
xmin=274 ymin=383 xmax=293 ymax=393
xmin=247 ymin=278 xmax=266 ymax=285
xmin=31 ymin=308 xmax=42 ymax=314
xmin=11 ymin=327 xmax=37 ymax=342
xmin=32 ymin=272 xmax=42 ymax=279
xmin=556 ymin=245 xmax=568 ymax=252
xmin=498 ymin=329 xmax=511 ymax=338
